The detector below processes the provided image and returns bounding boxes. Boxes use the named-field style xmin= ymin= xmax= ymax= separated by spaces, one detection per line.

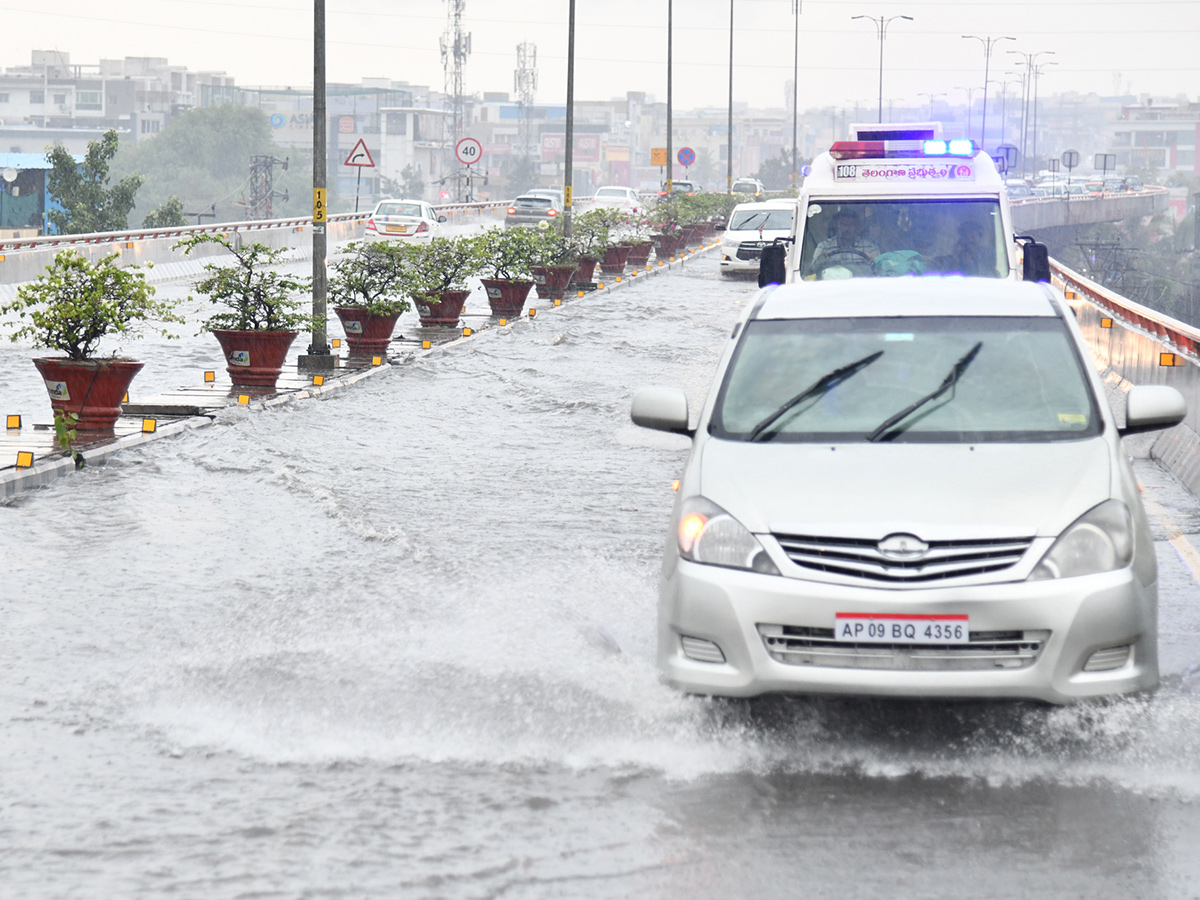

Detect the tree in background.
xmin=499 ymin=155 xmax=539 ymax=198
xmin=142 ymin=195 xmax=187 ymax=228
xmin=112 ymin=105 xmax=303 ymax=223
xmin=380 ymin=164 xmax=427 ymax=201
xmin=46 ymin=130 xmax=144 ymax=234
xmin=755 ymin=149 xmax=806 ymax=193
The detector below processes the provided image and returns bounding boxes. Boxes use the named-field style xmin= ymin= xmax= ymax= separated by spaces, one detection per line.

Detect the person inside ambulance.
xmin=810 ymin=209 xmax=880 ymax=278
xmin=930 ymin=218 xmax=999 ymax=277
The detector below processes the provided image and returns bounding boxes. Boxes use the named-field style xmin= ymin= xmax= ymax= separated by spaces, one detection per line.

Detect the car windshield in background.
xmin=799 ymin=199 xmax=1009 ymax=280
xmin=710 ymin=316 xmax=1099 ymax=443
xmin=377 ymin=203 xmax=423 ymax=217
xmin=596 ymin=188 xmax=628 ymax=199
xmin=515 ymin=197 xmax=553 ymax=208
xmin=730 ymin=209 xmax=794 ymax=231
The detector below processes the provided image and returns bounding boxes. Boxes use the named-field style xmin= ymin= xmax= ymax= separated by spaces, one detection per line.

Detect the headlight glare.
xmin=677 ymin=496 xmax=780 ymax=575
xmin=1030 ymin=500 xmax=1133 ymax=580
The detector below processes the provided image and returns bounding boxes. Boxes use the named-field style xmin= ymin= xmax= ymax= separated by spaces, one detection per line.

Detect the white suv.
xmin=720 ymin=200 xmax=797 ymax=275
xmin=591 ymin=185 xmax=641 ymax=212
xmin=632 ymin=278 xmax=1185 ymax=704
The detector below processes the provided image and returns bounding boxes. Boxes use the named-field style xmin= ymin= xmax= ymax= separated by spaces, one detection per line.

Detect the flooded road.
xmin=4 ymin=255 xmax=1200 ymax=899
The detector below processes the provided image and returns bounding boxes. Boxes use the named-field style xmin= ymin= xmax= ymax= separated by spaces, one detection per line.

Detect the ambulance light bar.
xmin=829 ymin=139 xmax=978 ymax=160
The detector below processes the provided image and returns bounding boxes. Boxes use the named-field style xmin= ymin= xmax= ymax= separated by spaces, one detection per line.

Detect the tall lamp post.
xmin=563 ymin=0 xmax=575 ymax=236
xmin=955 ymin=86 xmax=977 ymax=138
xmin=1008 ymin=49 xmax=1054 ymax=177
xmin=918 ymin=91 xmax=945 ymax=120
xmin=791 ymin=0 xmax=802 ymax=185
xmin=988 ymin=74 xmax=1021 ymax=147
xmin=852 ymin=14 xmax=913 ymax=124
xmin=299 ymin=0 xmax=333 ymax=372
xmin=1029 ymin=60 xmax=1057 ymax=172
xmin=727 ymin=0 xmax=734 ymax=194
xmin=962 ymin=34 xmax=1014 ymax=149
xmin=666 ymin=0 xmax=673 ymax=193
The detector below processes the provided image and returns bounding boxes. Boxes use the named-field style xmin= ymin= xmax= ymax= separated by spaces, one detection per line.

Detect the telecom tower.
xmin=440 ymin=0 xmax=471 ymax=197
xmin=245 ymin=155 xmax=289 ymax=220
xmin=514 ymin=42 xmax=538 ymax=159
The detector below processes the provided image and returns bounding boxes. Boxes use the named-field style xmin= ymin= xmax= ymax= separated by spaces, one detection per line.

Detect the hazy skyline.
xmin=3 ymin=0 xmax=1199 ymax=115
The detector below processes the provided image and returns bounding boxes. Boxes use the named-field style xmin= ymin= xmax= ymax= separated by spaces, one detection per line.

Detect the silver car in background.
xmin=720 ymin=200 xmax=797 ymax=275
xmin=632 ymin=278 xmax=1186 ymax=704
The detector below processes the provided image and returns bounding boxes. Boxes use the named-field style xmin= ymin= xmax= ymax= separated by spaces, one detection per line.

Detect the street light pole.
xmin=727 ymin=0 xmax=734 ymax=195
xmin=918 ymin=91 xmax=945 ymax=120
xmin=299 ymin=0 xmax=333 ymax=372
xmin=963 ymin=34 xmax=1014 ymax=149
xmin=666 ymin=0 xmax=673 ymax=193
xmin=852 ymin=14 xmax=913 ymax=124
xmin=563 ymin=0 xmax=575 ymax=236
xmin=792 ymin=0 xmax=801 ymax=185
xmin=1008 ymin=49 xmax=1054 ymax=178
xmin=1031 ymin=60 xmax=1056 ymax=171
xmin=955 ymin=86 xmax=976 ymax=138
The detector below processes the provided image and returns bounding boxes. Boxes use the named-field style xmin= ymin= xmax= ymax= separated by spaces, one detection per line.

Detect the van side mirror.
xmin=631 ymin=386 xmax=692 ymax=436
xmin=437 ymin=215 xmax=448 ymax=223
xmin=1020 ymin=239 xmax=1051 ymax=283
xmin=758 ymin=242 xmax=788 ymax=288
xmin=1121 ymin=385 xmax=1187 ymax=437
xmin=715 ymin=223 xmax=726 ymax=232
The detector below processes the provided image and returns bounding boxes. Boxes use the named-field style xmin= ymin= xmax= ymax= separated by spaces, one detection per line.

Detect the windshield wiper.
xmin=736 ymin=213 xmax=769 ymax=230
xmin=747 ymin=351 xmax=884 ymax=442
xmin=866 ymin=342 xmax=983 ymax=442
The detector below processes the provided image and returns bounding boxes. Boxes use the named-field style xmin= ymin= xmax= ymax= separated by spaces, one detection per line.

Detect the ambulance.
xmin=759 ymin=122 xmax=1049 ymax=285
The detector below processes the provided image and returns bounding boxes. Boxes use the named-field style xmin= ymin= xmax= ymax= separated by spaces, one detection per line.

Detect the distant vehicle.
xmin=1103 ymin=177 xmax=1126 ymax=193
xmin=1005 ymin=180 xmax=1033 ymax=199
xmin=631 ymin=276 xmax=1187 ymax=704
xmin=505 ymin=193 xmax=562 ymax=229
xmin=591 ymin=185 xmax=642 ymax=212
xmin=1124 ymin=175 xmax=1144 ymax=192
xmin=659 ymin=179 xmax=702 ymax=197
xmin=522 ymin=188 xmax=565 ymax=208
xmin=363 ymin=199 xmax=445 ymax=241
xmin=720 ymin=200 xmax=797 ymax=276
xmin=731 ymin=178 xmax=765 ymax=199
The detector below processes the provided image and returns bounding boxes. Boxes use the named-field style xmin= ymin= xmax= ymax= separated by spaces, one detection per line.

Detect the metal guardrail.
xmin=0 ymin=201 xmax=510 ymax=254
xmin=1051 ymin=256 xmax=1200 ymax=365
xmin=1010 ymin=185 xmax=1168 ymax=207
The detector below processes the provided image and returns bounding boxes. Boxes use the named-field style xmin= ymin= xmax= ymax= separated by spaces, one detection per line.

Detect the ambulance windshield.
xmin=799 ymin=199 xmax=1009 ymax=281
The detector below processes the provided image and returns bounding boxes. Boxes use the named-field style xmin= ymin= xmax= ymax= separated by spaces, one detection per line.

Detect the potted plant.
xmin=407 ymin=236 xmax=483 ymax=326
xmin=569 ymin=209 xmax=617 ymax=283
xmin=531 ymin=234 xmax=579 ymax=301
xmin=475 ymin=227 xmax=551 ymax=317
xmin=0 ymin=249 xmax=181 ymax=431
xmin=647 ymin=199 xmax=684 ymax=260
xmin=177 ymin=233 xmax=313 ymax=389
xmin=327 ymin=241 xmax=415 ymax=357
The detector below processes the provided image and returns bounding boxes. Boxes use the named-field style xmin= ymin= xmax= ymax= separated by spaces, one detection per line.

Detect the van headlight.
xmin=1029 ymin=500 xmax=1133 ymax=580
xmin=677 ymin=496 xmax=780 ymax=575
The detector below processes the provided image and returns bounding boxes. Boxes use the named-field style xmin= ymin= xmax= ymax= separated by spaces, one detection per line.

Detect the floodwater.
xmin=4 ymin=255 xmax=1200 ymax=899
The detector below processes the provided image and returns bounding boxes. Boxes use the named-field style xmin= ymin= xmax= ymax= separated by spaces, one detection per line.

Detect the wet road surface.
xmin=3 ymin=255 xmax=1200 ymax=899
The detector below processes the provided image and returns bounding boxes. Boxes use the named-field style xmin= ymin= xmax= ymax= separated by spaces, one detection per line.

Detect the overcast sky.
xmin=3 ymin=0 xmax=1198 ymax=114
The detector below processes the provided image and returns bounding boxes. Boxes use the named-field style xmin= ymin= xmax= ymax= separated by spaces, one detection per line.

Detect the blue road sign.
xmin=678 ymin=147 xmax=696 ymax=167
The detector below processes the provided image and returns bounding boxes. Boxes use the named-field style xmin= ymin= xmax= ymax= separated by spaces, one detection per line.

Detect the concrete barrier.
xmin=1055 ymin=258 xmax=1200 ymax=498
xmin=1013 ymin=187 xmax=1169 ymax=232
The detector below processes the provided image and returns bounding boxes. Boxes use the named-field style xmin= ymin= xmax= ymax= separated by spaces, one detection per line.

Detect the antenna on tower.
xmin=514 ymin=42 xmax=538 ymax=160
xmin=440 ymin=0 xmax=471 ymax=199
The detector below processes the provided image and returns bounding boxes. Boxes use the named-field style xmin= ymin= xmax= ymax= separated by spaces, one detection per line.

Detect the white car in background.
xmin=363 ymin=198 xmax=446 ymax=241
xmin=720 ymin=200 xmax=798 ymax=275
xmin=591 ymin=185 xmax=642 ymax=213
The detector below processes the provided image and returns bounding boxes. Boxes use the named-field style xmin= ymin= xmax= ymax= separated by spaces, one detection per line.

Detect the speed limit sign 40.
xmin=456 ymin=137 xmax=482 ymax=165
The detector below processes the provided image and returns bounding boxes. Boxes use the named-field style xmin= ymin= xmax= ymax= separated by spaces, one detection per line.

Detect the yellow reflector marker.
xmin=1065 ymin=290 xmax=1078 ymax=300
xmin=141 ymin=418 xmax=157 ymax=434
xmin=658 ymin=260 xmax=664 ymax=266
xmin=554 ymin=298 xmax=562 ymax=306
xmin=204 ymin=371 xmax=216 ymax=383
xmin=332 ymin=338 xmax=341 ymax=348
xmin=672 ymin=479 xmax=680 ymax=492
xmin=372 ymin=356 xmax=382 ymax=366
xmin=463 ymin=327 xmax=472 ymax=337
xmin=125 ymin=241 xmax=134 ymax=249
xmin=122 ymin=392 xmax=129 ymax=402
xmin=597 ymin=283 xmax=605 ymax=290
xmin=313 ymin=374 xmax=325 ymax=386
xmin=237 ymin=394 xmax=250 ymax=405
xmin=578 ymin=290 xmax=585 ymax=297
xmin=0 ymin=254 xmax=5 ymax=262
xmin=499 ymin=318 xmax=507 ymax=326
xmin=1160 ymin=353 xmax=1177 ymax=367
xmin=1101 ymin=318 xmax=1113 ymax=328
xmin=616 ymin=276 xmax=622 ymax=282
xmin=529 ymin=309 xmax=537 ymax=318
xmin=6 ymin=415 xmax=20 ymax=429
xmin=16 ymin=451 xmax=33 ymax=469
xmin=422 ymin=340 xmax=431 ymax=349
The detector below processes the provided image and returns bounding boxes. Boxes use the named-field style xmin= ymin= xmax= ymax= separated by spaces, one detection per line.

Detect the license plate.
xmin=385 ymin=224 xmax=409 ymax=233
xmin=834 ymin=613 xmax=969 ymax=644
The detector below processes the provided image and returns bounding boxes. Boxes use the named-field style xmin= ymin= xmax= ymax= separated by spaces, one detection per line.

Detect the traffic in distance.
xmin=362 ymin=199 xmax=447 ymax=242
xmin=632 ymin=278 xmax=1186 ymax=704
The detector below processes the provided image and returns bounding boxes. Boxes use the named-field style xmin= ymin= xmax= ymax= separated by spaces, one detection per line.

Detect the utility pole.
xmin=440 ymin=0 xmax=471 ymax=200
xmin=666 ymin=0 xmax=673 ymax=194
xmin=852 ymin=13 xmax=913 ymax=124
xmin=962 ymin=34 xmax=1014 ymax=149
xmin=791 ymin=1 xmax=801 ymax=185
xmin=300 ymin=0 xmax=333 ymax=373
xmin=564 ymin=0 xmax=575 ymax=236
xmin=727 ymin=0 xmax=734 ymax=195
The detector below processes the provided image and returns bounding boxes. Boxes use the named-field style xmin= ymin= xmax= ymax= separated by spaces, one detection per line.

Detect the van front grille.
xmin=773 ymin=533 xmax=1034 ymax=583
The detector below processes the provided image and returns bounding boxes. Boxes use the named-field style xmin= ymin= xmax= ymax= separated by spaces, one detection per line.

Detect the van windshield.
xmin=799 ymin=199 xmax=1009 ymax=280
xmin=711 ymin=316 xmax=1099 ymax=443
xmin=730 ymin=209 xmax=794 ymax=231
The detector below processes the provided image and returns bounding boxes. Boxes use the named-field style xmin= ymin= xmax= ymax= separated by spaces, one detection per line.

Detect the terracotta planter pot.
xmin=680 ymin=223 xmax=704 ymax=247
xmin=32 ymin=357 xmax=144 ymax=431
xmin=625 ymin=241 xmax=654 ymax=269
xmin=415 ymin=290 xmax=470 ymax=326
xmin=532 ymin=265 xmax=577 ymax=300
xmin=334 ymin=308 xmax=401 ymax=357
xmin=212 ymin=329 xmax=298 ymax=388
xmin=654 ymin=234 xmax=682 ymax=259
xmin=480 ymin=278 xmax=534 ymax=317
xmin=599 ymin=244 xmax=633 ymax=275
xmin=574 ymin=257 xmax=598 ymax=283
